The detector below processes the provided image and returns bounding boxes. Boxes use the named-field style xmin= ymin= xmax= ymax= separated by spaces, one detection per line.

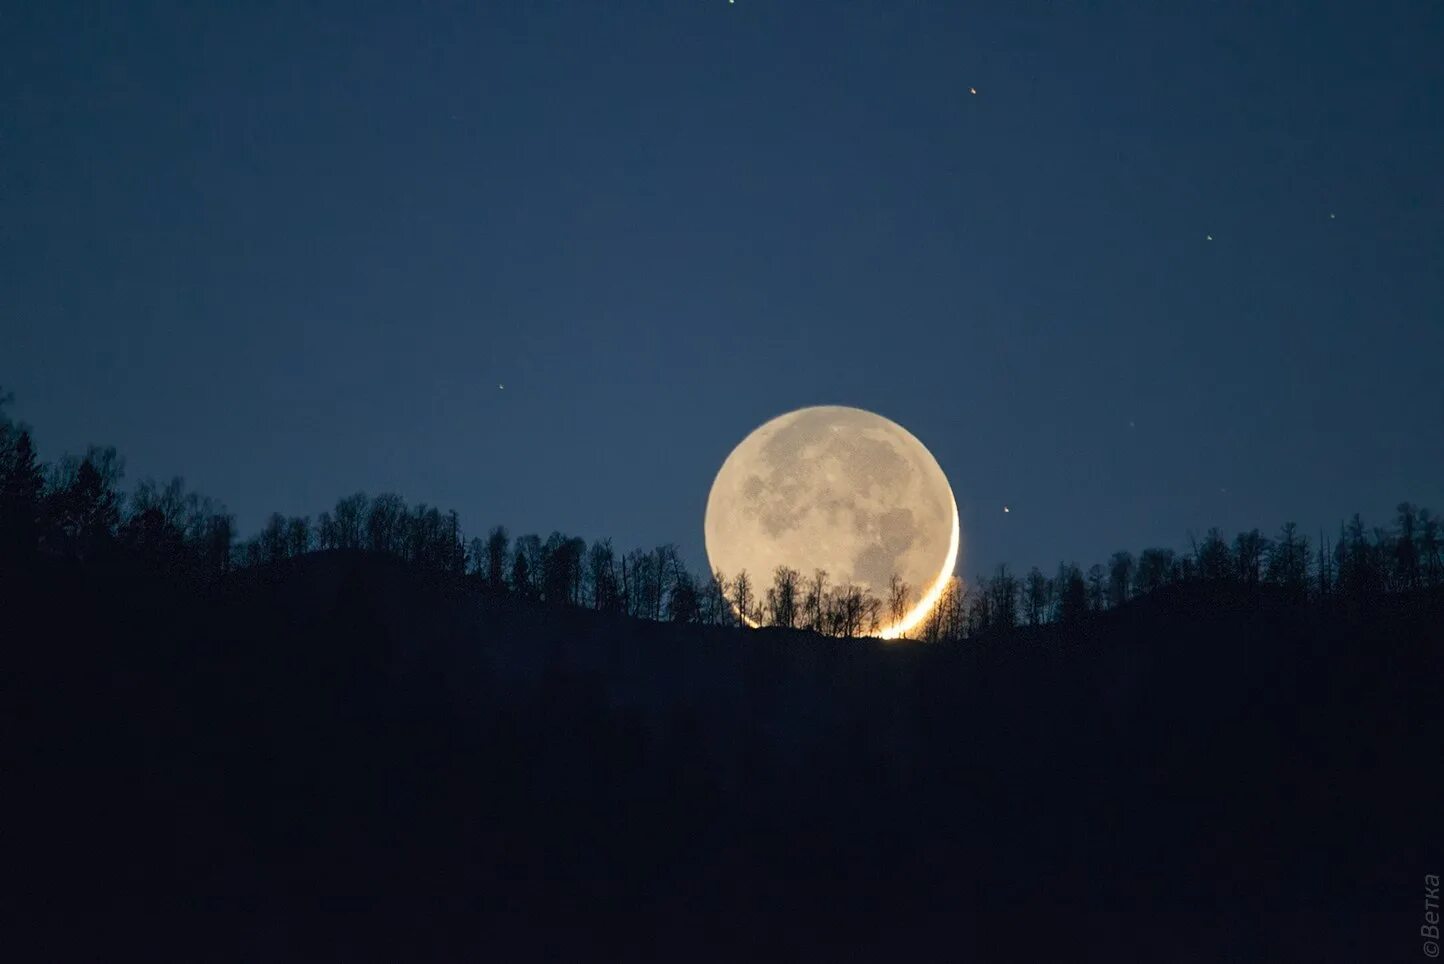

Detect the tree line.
xmin=3 ymin=388 xmax=1439 ymax=639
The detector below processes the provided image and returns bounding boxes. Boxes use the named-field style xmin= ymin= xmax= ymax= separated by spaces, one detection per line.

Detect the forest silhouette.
xmin=3 ymin=388 xmax=1438 ymax=637
xmin=4 ymin=388 xmax=1441 ymax=960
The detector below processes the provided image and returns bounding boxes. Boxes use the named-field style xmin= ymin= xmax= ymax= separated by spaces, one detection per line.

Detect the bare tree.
xmin=1022 ymin=566 xmax=1050 ymax=626
xmin=1197 ymin=529 xmax=1231 ymax=581
xmin=650 ymin=545 xmax=681 ymax=621
xmin=700 ymin=570 xmax=730 ymax=626
xmin=942 ymin=576 xmax=967 ymax=640
xmin=989 ymin=564 xmax=1019 ymax=629
xmin=887 ymin=574 xmax=912 ymax=635
xmin=259 ymin=513 xmax=289 ymax=564
xmin=1135 ymin=548 xmax=1176 ymax=594
xmin=1266 ymin=522 xmax=1309 ymax=594
xmin=863 ymin=592 xmax=882 ymax=637
xmin=511 ymin=534 xmax=542 ymax=599
xmin=967 ymin=575 xmax=994 ymax=636
xmin=803 ymin=569 xmax=828 ymax=633
xmin=485 ymin=526 xmax=510 ymax=593
xmin=730 ymin=569 xmax=754 ymax=628
xmin=622 ymin=548 xmax=655 ymax=619
xmin=0 ymin=423 xmax=45 ymax=558
xmin=1085 ymin=564 xmax=1106 ymax=611
xmin=45 ymin=447 xmax=123 ymax=559
xmin=1394 ymin=503 xmax=1420 ymax=591
xmin=1055 ymin=563 xmax=1088 ymax=626
xmin=1419 ymin=509 xmax=1441 ymax=588
xmin=826 ymin=583 xmax=870 ymax=638
xmin=286 ymin=516 xmax=311 ymax=557
xmin=921 ymin=575 xmax=964 ymax=642
xmin=540 ymin=532 xmax=585 ymax=605
xmin=766 ymin=565 xmax=801 ymax=628
xmin=667 ymin=568 xmax=700 ymax=623
xmin=365 ymin=493 xmax=407 ymax=555
xmin=1315 ymin=529 xmax=1333 ymax=598
xmin=1232 ymin=529 xmax=1268 ymax=586
xmin=586 ymin=538 xmax=620 ymax=611
xmin=330 ymin=493 xmax=368 ymax=550
xmin=1106 ymin=552 xmax=1134 ymax=607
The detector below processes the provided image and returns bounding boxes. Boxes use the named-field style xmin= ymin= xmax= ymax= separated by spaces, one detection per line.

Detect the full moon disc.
xmin=704 ymin=405 xmax=960 ymax=638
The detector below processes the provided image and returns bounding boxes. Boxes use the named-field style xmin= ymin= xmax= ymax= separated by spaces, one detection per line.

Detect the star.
xmin=1003 ymin=505 xmax=1010 ymax=513
xmin=969 ymin=87 xmax=978 ymax=95
xmin=1206 ymin=234 xmax=1213 ymax=241
xmin=1128 ymin=420 xmax=1135 ymax=429
xmin=498 ymin=384 xmax=504 ymax=390
xmin=1329 ymin=212 xmax=1336 ymax=219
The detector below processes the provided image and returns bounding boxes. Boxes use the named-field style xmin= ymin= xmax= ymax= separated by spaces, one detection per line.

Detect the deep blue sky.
xmin=4 ymin=1 xmax=1442 ymax=578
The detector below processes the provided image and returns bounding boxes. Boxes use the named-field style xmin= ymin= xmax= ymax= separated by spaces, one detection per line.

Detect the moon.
xmin=704 ymin=405 xmax=961 ymax=639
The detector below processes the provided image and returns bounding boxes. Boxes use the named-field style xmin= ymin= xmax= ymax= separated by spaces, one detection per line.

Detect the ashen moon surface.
xmin=704 ymin=405 xmax=961 ymax=638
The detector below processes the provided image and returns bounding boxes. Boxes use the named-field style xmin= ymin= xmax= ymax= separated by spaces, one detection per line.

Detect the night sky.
xmin=5 ymin=1 xmax=1442 ymax=579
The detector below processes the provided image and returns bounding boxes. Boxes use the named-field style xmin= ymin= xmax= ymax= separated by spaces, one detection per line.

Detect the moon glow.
xmin=704 ymin=405 xmax=961 ymax=639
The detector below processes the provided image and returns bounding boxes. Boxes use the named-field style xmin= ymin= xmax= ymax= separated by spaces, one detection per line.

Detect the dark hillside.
xmin=7 ymin=551 xmax=1442 ymax=961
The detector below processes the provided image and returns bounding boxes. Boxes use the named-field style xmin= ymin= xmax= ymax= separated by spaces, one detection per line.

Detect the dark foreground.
xmin=7 ymin=550 xmax=1442 ymax=961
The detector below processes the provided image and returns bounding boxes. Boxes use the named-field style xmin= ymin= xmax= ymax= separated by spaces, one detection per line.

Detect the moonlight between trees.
xmin=2 ymin=388 xmax=1440 ymax=639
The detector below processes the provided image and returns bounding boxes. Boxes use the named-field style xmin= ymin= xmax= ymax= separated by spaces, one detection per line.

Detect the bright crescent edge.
xmin=877 ymin=485 xmax=959 ymax=640
xmin=732 ymin=480 xmax=959 ymax=640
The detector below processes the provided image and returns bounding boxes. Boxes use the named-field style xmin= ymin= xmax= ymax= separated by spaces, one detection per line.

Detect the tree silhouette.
xmin=1394 ymin=503 xmax=1420 ymax=591
xmin=4 ymin=387 xmax=1440 ymax=646
xmin=700 ymin=570 xmax=729 ymax=626
xmin=989 ymin=565 xmax=1019 ymax=629
xmin=1419 ymin=509 xmax=1441 ymax=588
xmin=766 ymin=565 xmax=801 ymax=629
xmin=667 ymin=568 xmax=700 ymax=623
xmin=1266 ymin=522 xmax=1309 ymax=596
xmin=365 ymin=493 xmax=407 ymax=555
xmin=1135 ymin=548 xmax=1176 ymax=594
xmin=1022 ymin=566 xmax=1050 ymax=626
xmin=45 ymin=447 xmax=123 ymax=560
xmin=511 ymin=536 xmax=539 ymax=599
xmin=887 ymin=573 xmax=913 ymax=634
xmin=484 ymin=526 xmax=510 ymax=594
xmin=802 ymin=569 xmax=828 ymax=633
xmin=586 ymin=538 xmax=620 ymax=611
xmin=622 ymin=548 xmax=654 ymax=619
xmin=965 ymin=574 xmax=995 ymax=635
xmin=1085 ymin=564 xmax=1106 ymax=612
xmin=286 ymin=516 xmax=311 ymax=558
xmin=1232 ymin=529 xmax=1268 ymax=586
xmin=649 ymin=545 xmax=681 ymax=621
xmin=330 ymin=493 xmax=368 ymax=550
xmin=730 ymin=569 xmax=753 ymax=629
xmin=1196 ymin=529 xmax=1231 ymax=581
xmin=1106 ymin=552 xmax=1133 ymax=608
xmin=1056 ymin=564 xmax=1088 ymax=625
xmin=1 ymin=426 xmax=46 ymax=558
xmin=540 ymin=532 xmax=585 ymax=605
xmin=1315 ymin=529 xmax=1333 ymax=598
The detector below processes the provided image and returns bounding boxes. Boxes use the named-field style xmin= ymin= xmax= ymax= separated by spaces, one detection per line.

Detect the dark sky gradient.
xmin=5 ymin=1 xmax=1442 ymax=578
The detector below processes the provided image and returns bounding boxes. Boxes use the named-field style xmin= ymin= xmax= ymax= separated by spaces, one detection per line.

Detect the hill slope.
xmin=7 ymin=551 xmax=1442 ymax=960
